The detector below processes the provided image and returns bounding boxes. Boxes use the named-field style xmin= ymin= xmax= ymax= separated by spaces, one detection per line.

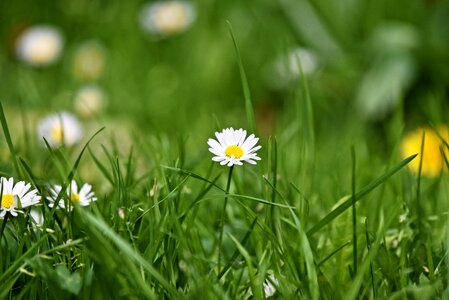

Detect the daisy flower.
xmin=266 ymin=47 xmax=318 ymax=90
xmin=400 ymin=126 xmax=449 ymax=177
xmin=207 ymin=128 xmax=261 ymax=167
xmin=37 ymin=111 xmax=83 ymax=147
xmin=0 ymin=177 xmax=41 ymax=218
xmin=48 ymin=180 xmax=97 ymax=210
xmin=139 ymin=1 xmax=196 ymax=36
xmin=263 ymin=274 xmax=279 ymax=298
xmin=72 ymin=40 xmax=106 ymax=81
xmin=15 ymin=25 xmax=64 ymax=66
xmin=73 ymin=84 xmax=106 ymax=118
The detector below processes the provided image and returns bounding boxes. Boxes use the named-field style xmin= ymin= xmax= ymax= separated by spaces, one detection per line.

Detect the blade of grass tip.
xmin=124 ymin=146 xmax=134 ymax=187
xmin=307 ymin=154 xmax=417 ymax=236
xmin=228 ymin=234 xmax=263 ymax=299
xmin=226 ymin=193 xmax=294 ymax=209
xmin=0 ymin=234 xmax=47 ymax=283
xmin=283 ymin=198 xmax=319 ymax=299
xmin=351 ymin=146 xmax=357 ymax=276
xmin=42 ymin=137 xmax=71 ymax=180
xmin=88 ymin=147 xmax=115 ymax=185
xmin=218 ymin=217 xmax=258 ymax=279
xmin=365 ymin=218 xmax=376 ymax=299
xmin=345 ymin=203 xmax=399 ymax=299
xmin=0 ymin=101 xmax=21 ymax=176
xmin=441 ymin=146 xmax=449 ymax=171
xmin=226 ymin=21 xmax=257 ymax=134
xmin=296 ymin=48 xmax=315 ymax=162
xmin=66 ymin=127 xmax=105 ymax=182
xmin=416 ymin=130 xmax=425 ymax=234
xmin=317 ymin=241 xmax=351 ymax=268
xmin=163 ymin=166 xmax=225 ymax=192
xmin=79 ymin=209 xmax=179 ymax=297
xmin=18 ymin=158 xmax=38 ymax=188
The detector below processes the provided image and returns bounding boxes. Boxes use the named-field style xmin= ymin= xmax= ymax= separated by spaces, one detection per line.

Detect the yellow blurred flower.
xmin=400 ymin=126 xmax=449 ymax=177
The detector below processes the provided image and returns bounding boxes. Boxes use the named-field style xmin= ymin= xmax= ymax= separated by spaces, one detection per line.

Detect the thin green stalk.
xmin=365 ymin=218 xmax=376 ymax=299
xmin=351 ymin=146 xmax=357 ymax=275
xmin=0 ymin=213 xmax=9 ymax=242
xmin=416 ymin=130 xmax=425 ymax=234
xmin=218 ymin=166 xmax=234 ymax=273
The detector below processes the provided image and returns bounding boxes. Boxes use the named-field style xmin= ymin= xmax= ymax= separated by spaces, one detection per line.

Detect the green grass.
xmin=1 ymin=0 xmax=449 ymax=299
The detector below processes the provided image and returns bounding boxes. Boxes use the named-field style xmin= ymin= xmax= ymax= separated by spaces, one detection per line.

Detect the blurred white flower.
xmin=30 ymin=208 xmax=44 ymax=226
xmin=37 ymin=112 xmax=83 ymax=147
xmin=72 ymin=40 xmax=106 ymax=81
xmin=263 ymin=274 xmax=278 ymax=298
xmin=207 ymin=128 xmax=261 ymax=167
xmin=0 ymin=177 xmax=41 ymax=218
xmin=15 ymin=25 xmax=64 ymax=66
xmin=267 ymin=47 xmax=318 ymax=89
xmin=48 ymin=180 xmax=97 ymax=211
xmin=74 ymin=84 xmax=106 ymax=118
xmin=139 ymin=1 xmax=196 ymax=36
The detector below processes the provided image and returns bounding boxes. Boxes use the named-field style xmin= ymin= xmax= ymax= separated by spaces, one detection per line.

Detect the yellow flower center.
xmin=1 ymin=194 xmax=14 ymax=209
xmin=225 ymin=145 xmax=244 ymax=159
xmin=51 ymin=124 xmax=63 ymax=143
xmin=71 ymin=193 xmax=80 ymax=203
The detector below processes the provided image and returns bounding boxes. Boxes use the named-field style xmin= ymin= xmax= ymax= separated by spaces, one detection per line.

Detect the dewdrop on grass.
xmin=15 ymin=25 xmax=64 ymax=66
xmin=139 ymin=1 xmax=196 ymax=36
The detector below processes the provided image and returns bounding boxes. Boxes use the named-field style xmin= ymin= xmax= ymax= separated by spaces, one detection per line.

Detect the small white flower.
xmin=48 ymin=180 xmax=97 ymax=211
xmin=30 ymin=208 xmax=44 ymax=226
xmin=207 ymin=128 xmax=261 ymax=167
xmin=139 ymin=1 xmax=196 ymax=36
xmin=73 ymin=84 xmax=106 ymax=118
xmin=72 ymin=40 xmax=106 ymax=81
xmin=0 ymin=177 xmax=41 ymax=218
xmin=15 ymin=25 xmax=64 ymax=66
xmin=37 ymin=112 xmax=83 ymax=147
xmin=263 ymin=274 xmax=278 ymax=298
xmin=267 ymin=47 xmax=318 ymax=89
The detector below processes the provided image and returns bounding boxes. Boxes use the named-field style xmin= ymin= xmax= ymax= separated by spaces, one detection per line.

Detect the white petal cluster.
xmin=48 ymin=180 xmax=97 ymax=211
xmin=37 ymin=112 xmax=83 ymax=147
xmin=207 ymin=128 xmax=261 ymax=167
xmin=0 ymin=177 xmax=40 ymax=218
xmin=15 ymin=25 xmax=64 ymax=66
xmin=139 ymin=1 xmax=196 ymax=36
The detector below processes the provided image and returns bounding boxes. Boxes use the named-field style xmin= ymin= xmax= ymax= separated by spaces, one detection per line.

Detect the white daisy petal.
xmin=0 ymin=177 xmax=40 ymax=218
xmin=47 ymin=180 xmax=97 ymax=211
xmin=207 ymin=128 xmax=261 ymax=167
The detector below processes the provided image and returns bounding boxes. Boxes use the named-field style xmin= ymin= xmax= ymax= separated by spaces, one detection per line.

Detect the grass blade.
xmin=307 ymin=154 xmax=417 ymax=236
xmin=227 ymin=21 xmax=257 ymax=134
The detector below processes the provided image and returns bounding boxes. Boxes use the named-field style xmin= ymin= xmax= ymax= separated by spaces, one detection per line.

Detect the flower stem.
xmin=218 ymin=166 xmax=233 ymax=273
xmin=0 ymin=212 xmax=9 ymax=242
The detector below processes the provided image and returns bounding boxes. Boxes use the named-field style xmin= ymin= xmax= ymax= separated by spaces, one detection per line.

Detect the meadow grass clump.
xmin=1 ymin=1 xmax=449 ymax=299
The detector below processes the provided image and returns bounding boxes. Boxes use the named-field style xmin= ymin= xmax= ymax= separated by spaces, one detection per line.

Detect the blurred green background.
xmin=1 ymin=0 xmax=449 ymax=151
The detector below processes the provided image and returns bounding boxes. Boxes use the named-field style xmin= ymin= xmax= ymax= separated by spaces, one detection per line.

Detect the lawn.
xmin=1 ymin=0 xmax=449 ymax=299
